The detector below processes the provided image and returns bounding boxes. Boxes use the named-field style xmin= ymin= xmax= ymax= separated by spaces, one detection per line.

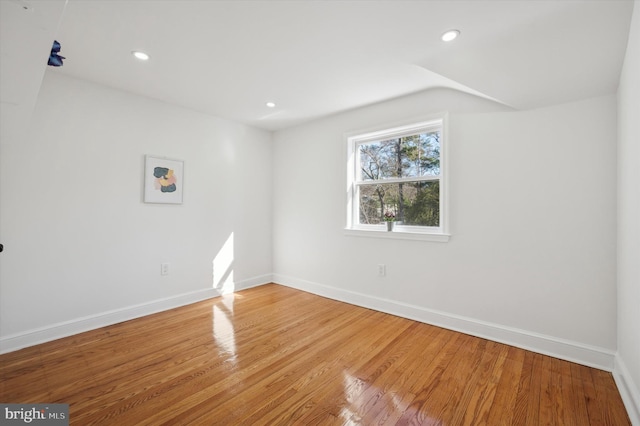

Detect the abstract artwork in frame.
xmin=144 ymin=155 xmax=184 ymax=204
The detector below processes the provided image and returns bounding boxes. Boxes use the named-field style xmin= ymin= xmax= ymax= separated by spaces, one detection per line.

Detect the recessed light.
xmin=441 ymin=30 xmax=460 ymax=42
xmin=132 ymin=51 xmax=150 ymax=61
xmin=266 ymin=102 xmax=276 ymax=108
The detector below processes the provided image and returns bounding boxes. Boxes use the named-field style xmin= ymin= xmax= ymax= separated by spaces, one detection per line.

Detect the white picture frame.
xmin=144 ymin=155 xmax=184 ymax=204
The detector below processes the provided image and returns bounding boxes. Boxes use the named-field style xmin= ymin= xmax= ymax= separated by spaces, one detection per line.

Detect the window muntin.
xmin=347 ymin=118 xmax=447 ymax=237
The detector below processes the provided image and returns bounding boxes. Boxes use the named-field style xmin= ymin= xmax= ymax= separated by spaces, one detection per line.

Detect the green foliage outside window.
xmin=358 ymin=131 xmax=440 ymax=227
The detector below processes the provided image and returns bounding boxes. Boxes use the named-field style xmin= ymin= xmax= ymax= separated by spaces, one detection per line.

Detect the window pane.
xmin=359 ymin=181 xmax=439 ymax=226
xmin=359 ymin=140 xmax=396 ymax=181
xmin=358 ymin=131 xmax=440 ymax=182
xmin=402 ymin=132 xmax=440 ymax=177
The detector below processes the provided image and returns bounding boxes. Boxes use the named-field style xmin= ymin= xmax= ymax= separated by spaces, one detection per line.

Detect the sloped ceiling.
xmin=6 ymin=0 xmax=635 ymax=131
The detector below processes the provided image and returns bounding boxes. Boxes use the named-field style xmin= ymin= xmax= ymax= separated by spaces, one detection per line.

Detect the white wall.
xmin=272 ymin=88 xmax=618 ymax=368
xmin=0 ymin=0 xmax=66 ymax=149
xmin=617 ymin=1 xmax=640 ymax=423
xmin=0 ymin=72 xmax=272 ymax=348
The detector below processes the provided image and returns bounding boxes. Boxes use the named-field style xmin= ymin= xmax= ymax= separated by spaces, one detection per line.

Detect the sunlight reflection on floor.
xmin=213 ymin=300 xmax=237 ymax=363
xmin=340 ymin=371 xmax=439 ymax=425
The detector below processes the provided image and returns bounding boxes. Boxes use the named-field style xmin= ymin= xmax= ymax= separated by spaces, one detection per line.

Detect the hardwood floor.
xmin=0 ymin=284 xmax=630 ymax=425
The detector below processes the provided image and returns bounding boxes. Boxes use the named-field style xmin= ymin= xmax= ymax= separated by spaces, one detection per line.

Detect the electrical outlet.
xmin=161 ymin=263 xmax=169 ymax=276
xmin=378 ymin=264 xmax=386 ymax=277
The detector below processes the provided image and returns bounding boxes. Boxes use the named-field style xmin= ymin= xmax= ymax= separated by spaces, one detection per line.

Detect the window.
xmin=346 ymin=116 xmax=449 ymax=241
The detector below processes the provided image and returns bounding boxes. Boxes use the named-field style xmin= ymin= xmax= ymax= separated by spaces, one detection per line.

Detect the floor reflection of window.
xmin=213 ymin=301 xmax=236 ymax=362
xmin=340 ymin=372 xmax=412 ymax=424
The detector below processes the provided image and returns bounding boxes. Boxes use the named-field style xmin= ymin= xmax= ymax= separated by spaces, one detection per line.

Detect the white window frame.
xmin=345 ymin=114 xmax=450 ymax=242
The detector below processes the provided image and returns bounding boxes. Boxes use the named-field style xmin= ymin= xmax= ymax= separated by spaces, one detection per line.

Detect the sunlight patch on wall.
xmin=213 ymin=232 xmax=235 ymax=294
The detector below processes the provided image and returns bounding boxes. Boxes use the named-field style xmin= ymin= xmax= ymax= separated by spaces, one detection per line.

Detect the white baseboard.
xmin=273 ymin=274 xmax=616 ymax=372
xmin=0 ymin=274 xmax=272 ymax=354
xmin=224 ymin=273 xmax=273 ymax=293
xmin=614 ymin=355 xmax=640 ymax=425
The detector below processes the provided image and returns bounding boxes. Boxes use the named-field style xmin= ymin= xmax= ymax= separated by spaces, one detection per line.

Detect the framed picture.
xmin=144 ymin=155 xmax=184 ymax=204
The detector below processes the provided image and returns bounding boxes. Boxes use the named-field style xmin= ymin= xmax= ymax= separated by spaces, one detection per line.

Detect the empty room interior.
xmin=1 ymin=0 xmax=639 ymax=424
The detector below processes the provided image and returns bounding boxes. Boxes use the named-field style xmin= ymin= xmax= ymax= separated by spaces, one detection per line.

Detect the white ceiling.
xmin=33 ymin=1 xmax=639 ymax=130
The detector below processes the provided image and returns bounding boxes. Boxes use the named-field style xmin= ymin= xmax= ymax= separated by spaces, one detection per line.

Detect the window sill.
xmin=344 ymin=228 xmax=450 ymax=242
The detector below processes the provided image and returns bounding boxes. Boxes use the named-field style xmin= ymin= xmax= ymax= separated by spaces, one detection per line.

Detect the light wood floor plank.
xmin=0 ymin=284 xmax=630 ymax=425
